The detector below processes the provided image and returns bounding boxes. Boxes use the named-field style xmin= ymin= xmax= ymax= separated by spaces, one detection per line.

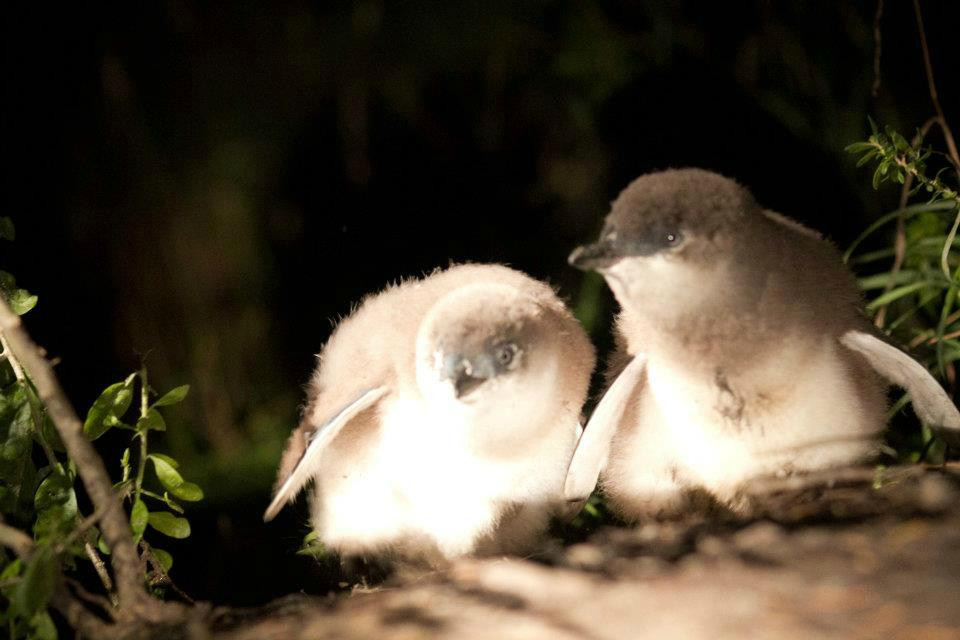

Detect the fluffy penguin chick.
xmin=565 ymin=168 xmax=960 ymax=520
xmin=264 ymin=264 xmax=594 ymax=565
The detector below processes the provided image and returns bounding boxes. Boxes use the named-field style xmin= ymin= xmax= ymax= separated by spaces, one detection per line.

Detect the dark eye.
xmin=664 ymin=231 xmax=683 ymax=246
xmin=495 ymin=342 xmax=518 ymax=367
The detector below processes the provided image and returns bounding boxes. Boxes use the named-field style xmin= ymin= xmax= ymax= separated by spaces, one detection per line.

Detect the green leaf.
xmin=0 ymin=217 xmax=15 ymax=241
xmin=2 ymin=399 xmax=33 ymax=461
xmin=148 ymin=511 xmax=191 ymax=538
xmin=83 ymin=381 xmax=135 ymax=440
xmin=33 ymin=472 xmax=78 ymax=543
xmin=39 ymin=414 xmax=65 ymax=453
xmin=8 ymin=288 xmax=38 ymax=315
xmin=866 ymin=281 xmax=938 ymax=311
xmin=97 ymin=534 xmax=111 ymax=556
xmin=10 ymin=547 xmax=57 ymax=617
xmin=148 ymin=452 xmax=178 ymax=468
xmin=136 ymin=408 xmax=166 ymax=432
xmin=149 ymin=455 xmax=203 ymax=501
xmin=845 ymin=141 xmax=874 ymax=154
xmin=149 ymin=455 xmax=183 ymax=489
xmin=150 ymin=547 xmax=174 ymax=573
xmin=130 ymin=498 xmax=149 ymax=542
xmin=855 ymin=149 xmax=878 ymax=167
xmin=0 ymin=558 xmax=22 ymax=580
xmin=29 ymin=610 xmax=58 ymax=640
xmin=152 ymin=384 xmax=189 ymax=407
xmin=33 ymin=472 xmax=75 ymax=511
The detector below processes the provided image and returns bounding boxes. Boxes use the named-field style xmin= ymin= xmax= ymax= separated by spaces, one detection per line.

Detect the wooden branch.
xmin=913 ymin=0 xmax=960 ymax=172
xmin=0 ymin=520 xmax=34 ymax=558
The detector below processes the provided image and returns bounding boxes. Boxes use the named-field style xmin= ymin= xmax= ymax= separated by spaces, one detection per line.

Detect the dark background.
xmin=3 ymin=0 xmax=958 ymax=605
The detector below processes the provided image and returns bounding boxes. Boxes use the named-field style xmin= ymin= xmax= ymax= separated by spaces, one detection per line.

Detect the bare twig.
xmin=871 ymin=0 xmax=884 ymax=97
xmin=913 ymin=0 xmax=960 ymax=173
xmin=0 ymin=520 xmax=34 ymax=558
xmin=140 ymin=539 xmax=196 ymax=604
xmin=52 ymin=584 xmax=124 ymax=640
xmin=84 ymin=541 xmax=120 ymax=609
xmin=65 ymin=577 xmax=119 ymax=620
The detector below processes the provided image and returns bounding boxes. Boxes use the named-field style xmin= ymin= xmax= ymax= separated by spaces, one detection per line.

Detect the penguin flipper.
xmin=263 ymin=386 xmax=390 ymax=521
xmin=841 ymin=330 xmax=960 ymax=446
xmin=564 ymin=354 xmax=647 ymax=502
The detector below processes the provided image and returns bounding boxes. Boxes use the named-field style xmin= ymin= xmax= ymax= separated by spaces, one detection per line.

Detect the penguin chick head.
xmin=415 ymin=283 xmax=559 ymax=419
xmin=569 ymin=168 xmax=758 ymax=315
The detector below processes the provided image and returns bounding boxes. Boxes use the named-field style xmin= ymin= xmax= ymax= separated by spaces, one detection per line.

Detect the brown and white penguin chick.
xmin=565 ymin=168 xmax=960 ymax=520
xmin=264 ymin=264 xmax=595 ymax=565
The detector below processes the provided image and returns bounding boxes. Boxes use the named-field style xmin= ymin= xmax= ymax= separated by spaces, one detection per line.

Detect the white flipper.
xmin=564 ymin=353 xmax=647 ymax=502
xmin=841 ymin=330 xmax=960 ymax=445
xmin=263 ymin=386 xmax=389 ymax=522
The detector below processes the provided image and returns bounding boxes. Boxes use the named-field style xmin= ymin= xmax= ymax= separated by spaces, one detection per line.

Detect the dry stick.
xmin=0 ymin=299 xmax=180 ymax=624
xmin=0 ymin=520 xmax=34 ymax=558
xmin=870 ymin=0 xmax=884 ymax=97
xmin=913 ymin=0 xmax=960 ymax=172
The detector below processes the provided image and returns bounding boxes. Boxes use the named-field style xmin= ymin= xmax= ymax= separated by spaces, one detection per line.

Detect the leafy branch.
xmin=0 ymin=218 xmax=199 ymax=639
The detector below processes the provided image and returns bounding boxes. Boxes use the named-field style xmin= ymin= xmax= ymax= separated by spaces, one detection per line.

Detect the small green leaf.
xmin=97 ymin=534 xmax=111 ymax=556
xmin=30 ymin=610 xmax=58 ymax=640
xmin=148 ymin=453 xmax=178 ymax=468
xmin=153 ymin=384 xmax=189 ymax=407
xmin=8 ymin=288 xmax=38 ymax=315
xmin=136 ymin=408 xmax=166 ymax=432
xmin=0 ymin=217 xmax=15 ymax=241
xmin=149 ymin=455 xmax=184 ymax=490
xmin=38 ymin=414 xmax=65 ymax=453
xmin=149 ymin=454 xmax=203 ymax=501
xmin=855 ymin=149 xmax=878 ymax=167
xmin=150 ymin=548 xmax=174 ymax=572
xmin=172 ymin=481 xmax=203 ymax=502
xmin=148 ymin=511 xmax=191 ymax=538
xmin=83 ymin=381 xmax=135 ymax=440
xmin=0 ymin=557 xmax=22 ymax=580
xmin=130 ymin=498 xmax=148 ymax=542
xmin=11 ymin=547 xmax=57 ymax=617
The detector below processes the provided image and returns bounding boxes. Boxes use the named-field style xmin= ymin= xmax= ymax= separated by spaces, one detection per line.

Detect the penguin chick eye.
xmin=494 ymin=342 xmax=519 ymax=369
xmin=664 ymin=231 xmax=683 ymax=247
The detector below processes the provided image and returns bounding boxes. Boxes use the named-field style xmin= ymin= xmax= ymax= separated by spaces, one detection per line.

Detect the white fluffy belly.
xmin=311 ymin=395 xmax=576 ymax=560
xmin=606 ymin=338 xmax=882 ymax=515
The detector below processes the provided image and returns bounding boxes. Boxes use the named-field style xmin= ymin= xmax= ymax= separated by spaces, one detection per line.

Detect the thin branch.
xmin=0 ymin=520 xmax=34 ymax=558
xmin=52 ymin=584 xmax=125 ymax=640
xmin=84 ymin=541 xmax=119 ymax=609
xmin=65 ymin=577 xmax=119 ymax=621
xmin=140 ymin=539 xmax=195 ymax=604
xmin=913 ymin=0 xmax=960 ymax=172
xmin=871 ymin=0 xmax=884 ymax=97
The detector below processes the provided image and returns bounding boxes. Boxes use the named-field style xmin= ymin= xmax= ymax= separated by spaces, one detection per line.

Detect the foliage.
xmin=846 ymin=121 xmax=960 ymax=462
xmin=0 ymin=218 xmax=200 ymax=638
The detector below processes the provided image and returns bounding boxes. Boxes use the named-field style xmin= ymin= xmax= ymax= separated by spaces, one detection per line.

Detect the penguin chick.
xmin=264 ymin=264 xmax=595 ymax=565
xmin=565 ymin=168 xmax=960 ymax=520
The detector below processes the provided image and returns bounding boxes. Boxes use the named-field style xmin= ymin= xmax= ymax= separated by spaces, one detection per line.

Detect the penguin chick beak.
xmin=568 ymin=241 xmax=621 ymax=271
xmin=442 ymin=357 xmax=489 ymax=399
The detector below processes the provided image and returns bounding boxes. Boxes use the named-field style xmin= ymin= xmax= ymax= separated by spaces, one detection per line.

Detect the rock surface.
xmin=205 ymin=465 xmax=960 ymax=640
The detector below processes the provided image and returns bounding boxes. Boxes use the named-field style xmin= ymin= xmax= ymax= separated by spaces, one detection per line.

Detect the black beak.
xmin=454 ymin=372 xmax=487 ymax=398
xmin=568 ymin=240 xmax=621 ymax=271
xmin=442 ymin=357 xmax=489 ymax=399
